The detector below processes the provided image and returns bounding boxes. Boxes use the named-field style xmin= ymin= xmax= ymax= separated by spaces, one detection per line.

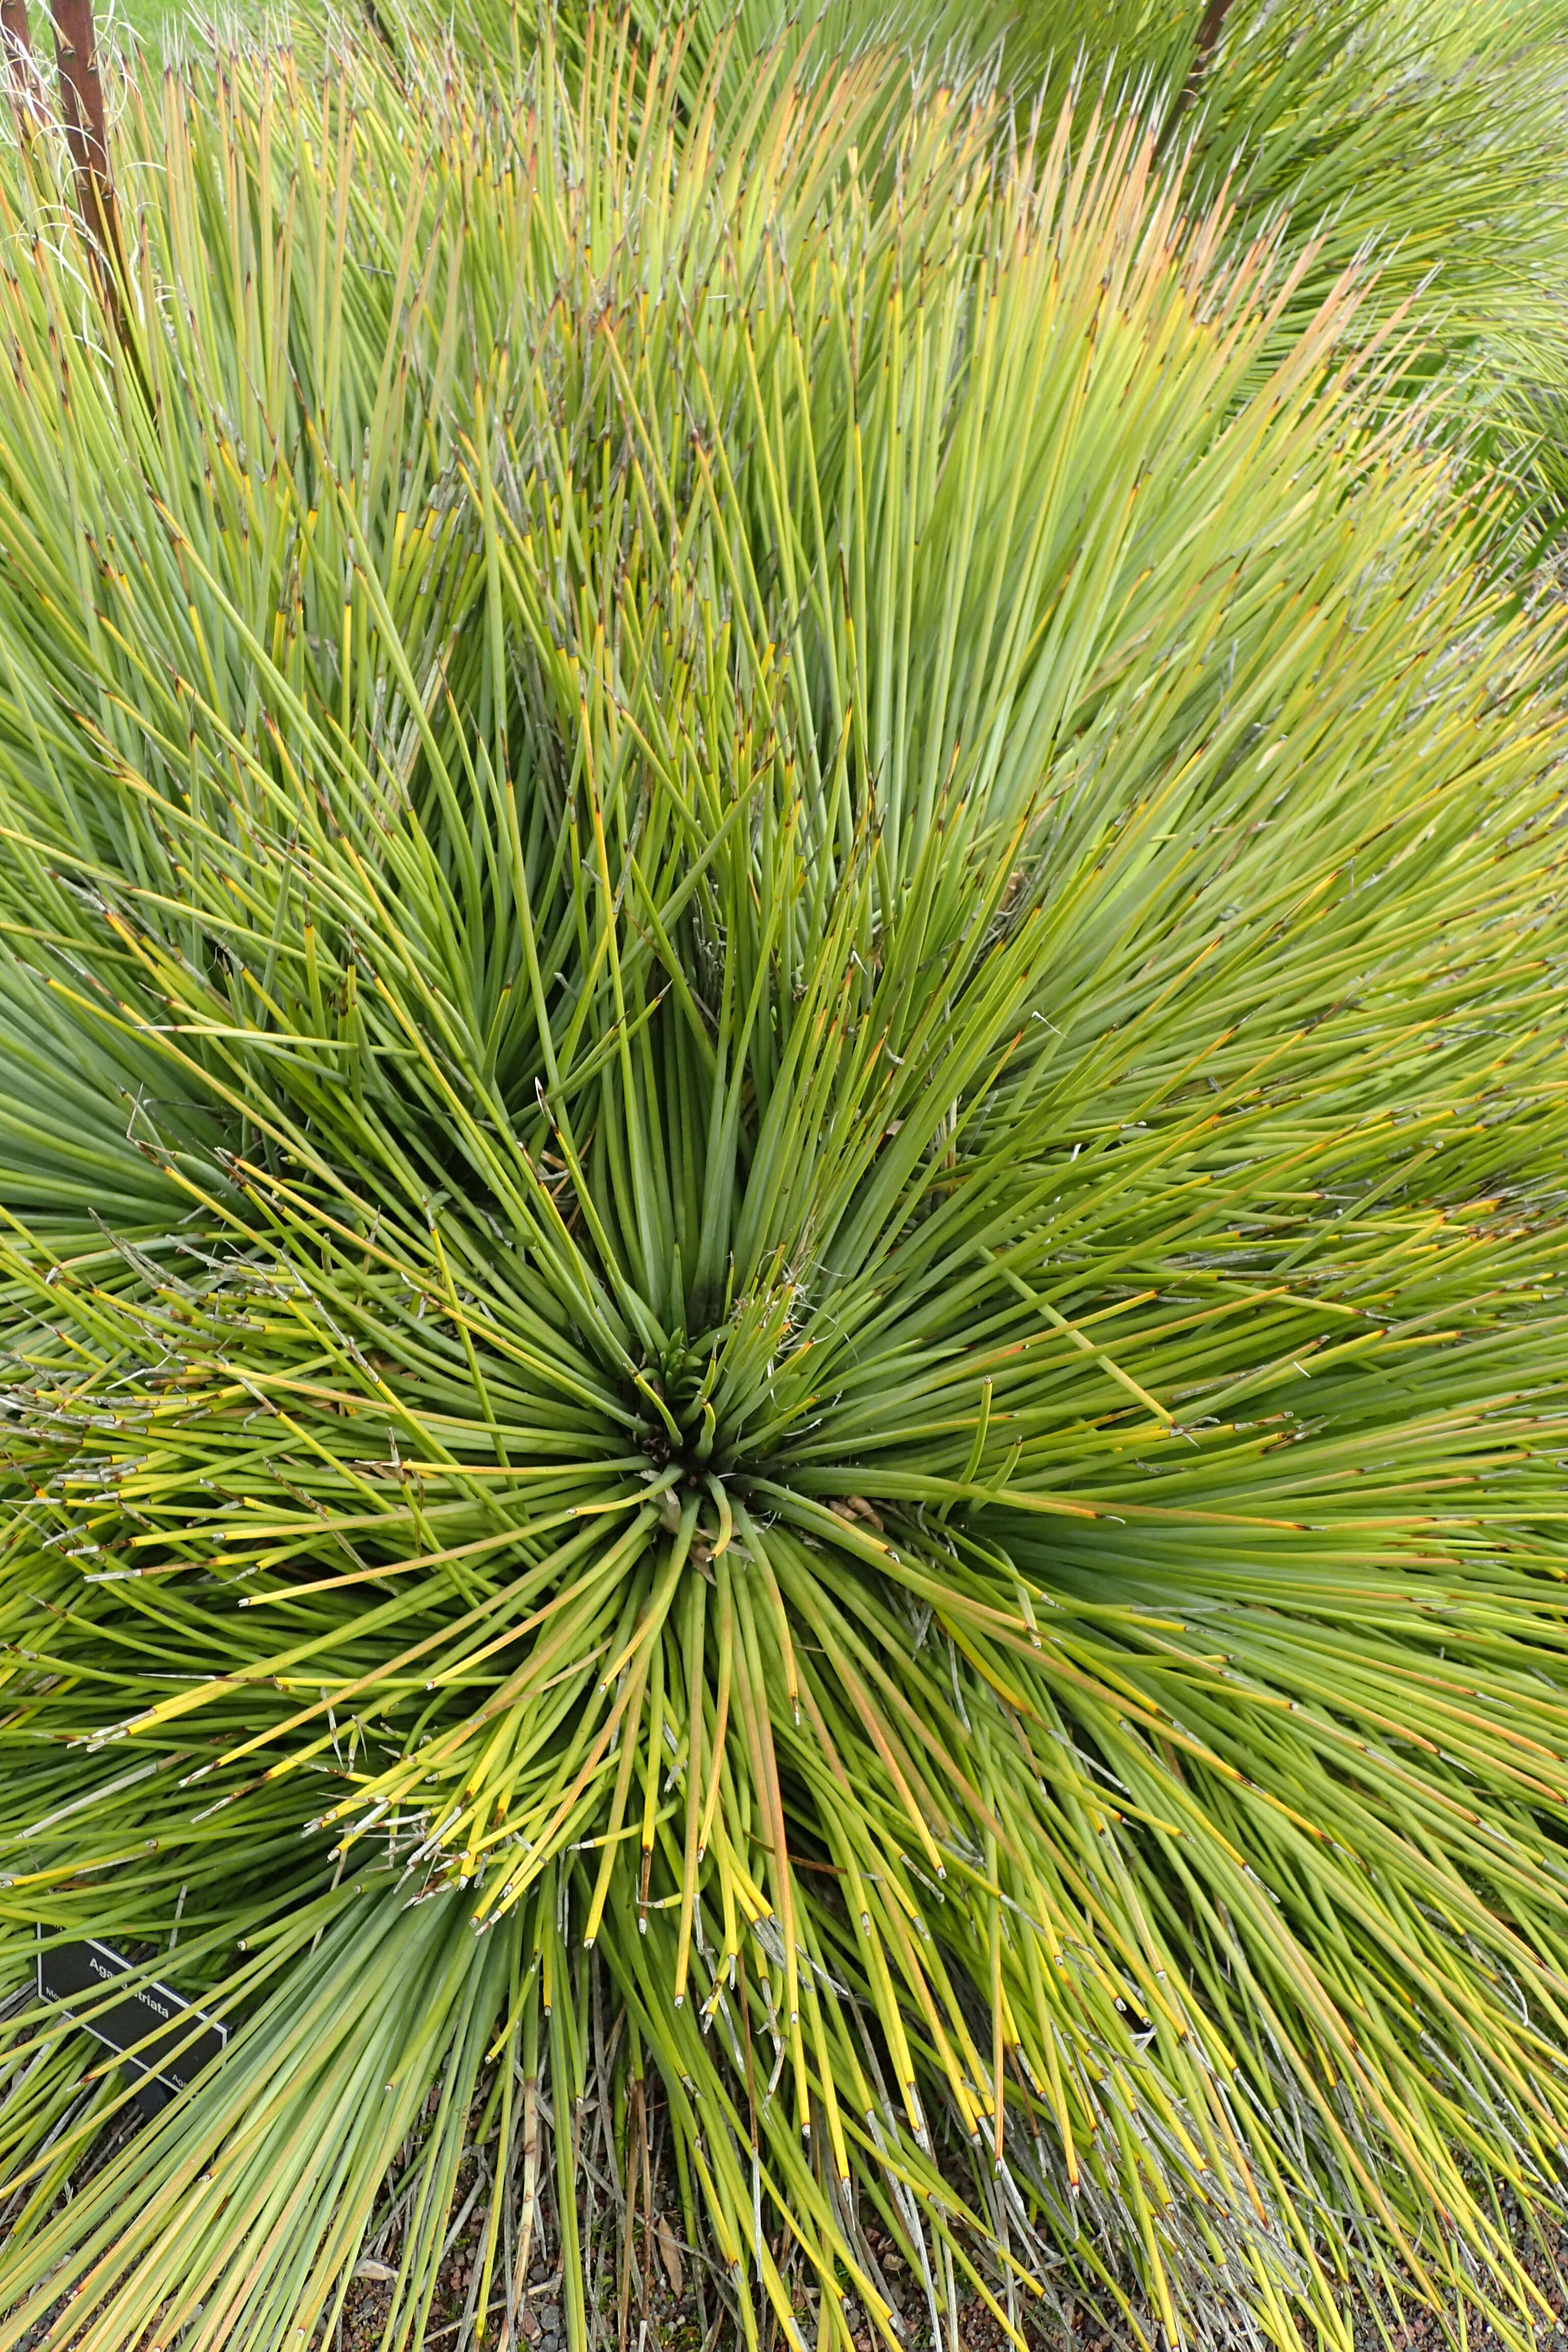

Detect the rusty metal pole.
xmin=1184 ymin=0 xmax=1237 ymax=107
xmin=49 ymin=0 xmax=127 ymax=286
xmin=1159 ymin=0 xmax=1238 ymax=155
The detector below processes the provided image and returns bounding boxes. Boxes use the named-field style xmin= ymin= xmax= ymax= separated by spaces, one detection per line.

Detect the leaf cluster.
xmin=0 ymin=11 xmax=1566 ymax=2352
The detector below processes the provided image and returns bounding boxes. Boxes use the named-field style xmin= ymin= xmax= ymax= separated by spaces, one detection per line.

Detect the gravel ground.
xmin=332 ymin=2180 xmax=1568 ymax=2352
xmin=12 ymin=2067 xmax=1568 ymax=2352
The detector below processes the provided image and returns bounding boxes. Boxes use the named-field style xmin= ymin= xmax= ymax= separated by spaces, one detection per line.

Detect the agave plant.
xmin=522 ymin=0 xmax=1568 ymax=553
xmin=2 ymin=9 xmax=1568 ymax=2352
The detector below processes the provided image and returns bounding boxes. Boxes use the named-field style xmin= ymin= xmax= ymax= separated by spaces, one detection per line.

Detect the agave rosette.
xmin=0 ymin=17 xmax=1567 ymax=2352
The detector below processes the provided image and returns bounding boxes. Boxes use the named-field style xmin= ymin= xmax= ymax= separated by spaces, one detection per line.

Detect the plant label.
xmin=36 ymin=1932 xmax=229 ymax=2112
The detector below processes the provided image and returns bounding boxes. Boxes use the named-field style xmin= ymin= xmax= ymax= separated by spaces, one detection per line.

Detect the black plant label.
xmin=36 ymin=1933 xmax=228 ymax=2100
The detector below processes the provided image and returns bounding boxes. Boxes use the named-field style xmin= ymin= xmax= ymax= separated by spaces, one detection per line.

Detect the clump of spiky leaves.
xmin=514 ymin=0 xmax=1568 ymax=550
xmin=3 ymin=13 xmax=1568 ymax=2352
